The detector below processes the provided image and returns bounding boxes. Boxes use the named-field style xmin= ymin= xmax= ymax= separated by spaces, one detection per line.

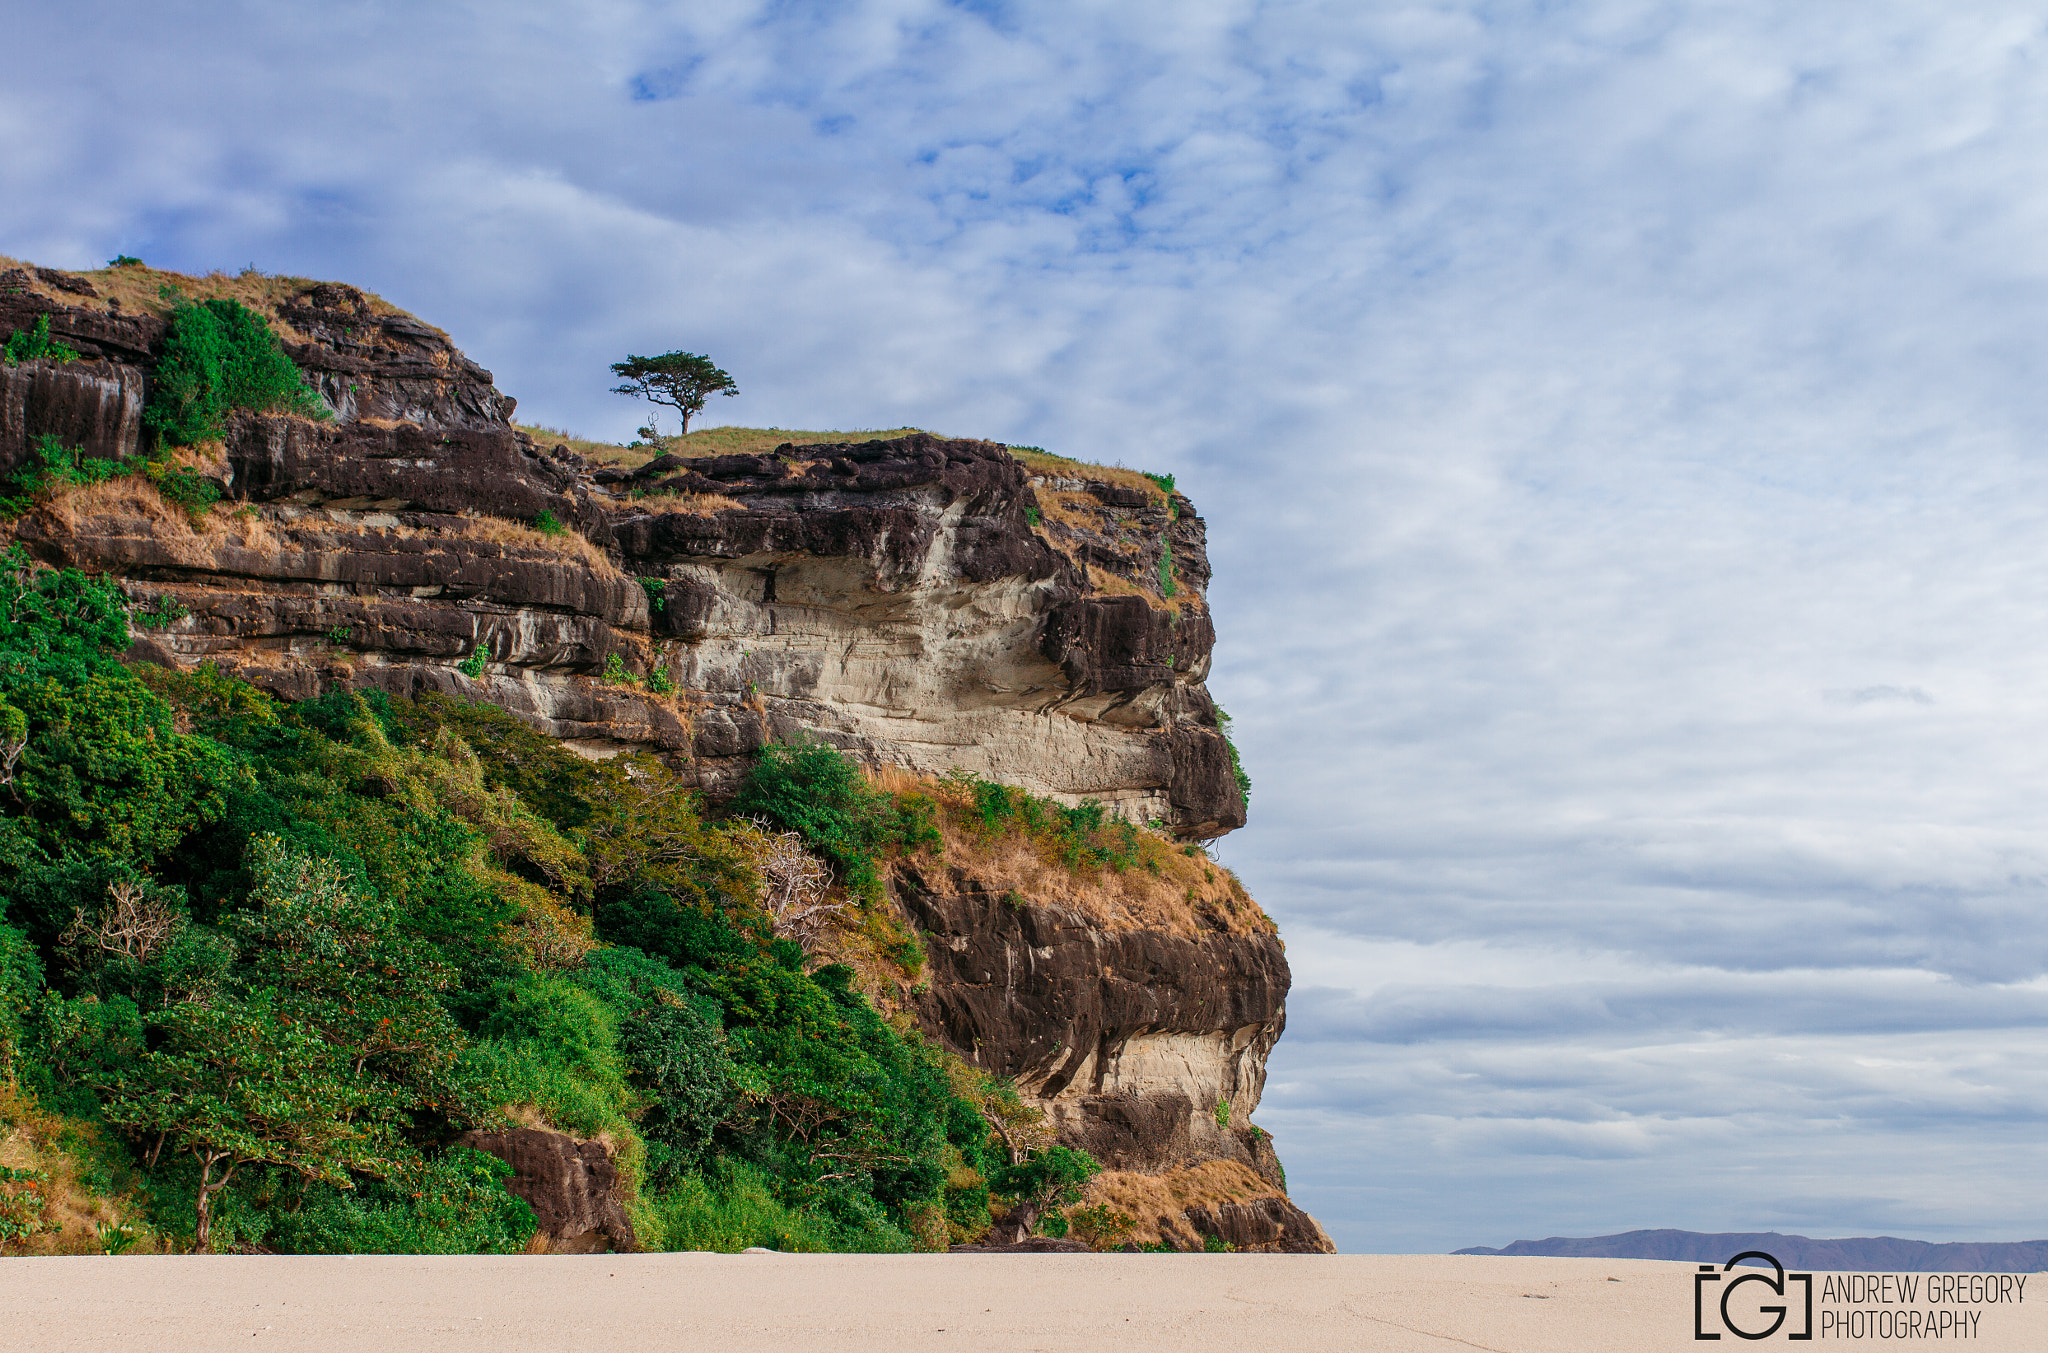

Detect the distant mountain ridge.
xmin=1455 ymin=1229 xmax=2048 ymax=1273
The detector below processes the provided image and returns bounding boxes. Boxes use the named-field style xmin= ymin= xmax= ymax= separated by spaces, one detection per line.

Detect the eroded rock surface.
xmin=2 ymin=271 xmax=1320 ymax=1243
xmin=898 ymin=862 xmax=1285 ymax=1178
xmin=459 ymin=1127 xmax=636 ymax=1253
xmin=4 ymin=282 xmax=1244 ymax=835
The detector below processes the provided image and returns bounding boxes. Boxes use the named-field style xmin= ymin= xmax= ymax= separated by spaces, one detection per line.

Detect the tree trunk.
xmin=192 ymin=1152 xmax=237 ymax=1251
xmin=193 ymin=1159 xmax=215 ymax=1251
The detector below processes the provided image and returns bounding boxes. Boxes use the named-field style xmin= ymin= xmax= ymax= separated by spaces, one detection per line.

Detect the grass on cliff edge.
xmin=0 ymin=255 xmax=427 ymax=344
xmin=518 ymin=423 xmax=929 ymax=471
xmin=517 ymin=423 xmax=1175 ymax=504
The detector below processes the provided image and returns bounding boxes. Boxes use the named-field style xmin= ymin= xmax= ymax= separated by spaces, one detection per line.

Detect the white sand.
xmin=4 ymin=1253 xmax=2042 ymax=1351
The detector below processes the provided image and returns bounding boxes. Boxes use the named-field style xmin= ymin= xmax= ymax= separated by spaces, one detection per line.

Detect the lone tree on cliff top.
xmin=610 ymin=350 xmax=737 ymax=436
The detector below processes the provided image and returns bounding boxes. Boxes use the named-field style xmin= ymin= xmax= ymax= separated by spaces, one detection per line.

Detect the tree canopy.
xmin=609 ymin=351 xmax=737 ymax=435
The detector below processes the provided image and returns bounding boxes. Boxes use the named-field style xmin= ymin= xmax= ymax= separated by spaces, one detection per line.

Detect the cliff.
xmin=0 ymin=258 xmax=1326 ymax=1252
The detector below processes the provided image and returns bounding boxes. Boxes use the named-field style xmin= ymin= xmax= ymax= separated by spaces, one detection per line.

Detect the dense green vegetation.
xmin=2 ymin=315 xmax=80 ymax=366
xmin=142 ymin=296 xmax=327 ymax=446
xmin=1215 ymin=706 xmax=1252 ymax=805
xmin=0 ymin=550 xmax=1083 ymax=1252
xmin=950 ymin=771 xmax=1157 ymax=874
xmin=0 ymin=436 xmax=126 ymax=519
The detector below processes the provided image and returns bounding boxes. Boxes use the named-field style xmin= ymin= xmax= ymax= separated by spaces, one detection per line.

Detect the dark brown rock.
xmin=1183 ymin=1197 xmax=1334 ymax=1254
xmin=226 ymin=416 xmax=608 ymax=536
xmin=898 ymin=864 xmax=1286 ymax=1175
xmin=459 ymin=1128 xmax=636 ymax=1253
xmin=6 ymin=273 xmax=1246 ymax=836
xmin=0 ymin=359 xmax=147 ymax=470
xmin=33 ymin=268 xmax=98 ymax=297
xmin=0 ymin=292 xmax=166 ymax=366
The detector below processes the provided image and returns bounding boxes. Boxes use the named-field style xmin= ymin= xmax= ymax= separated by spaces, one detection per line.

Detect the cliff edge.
xmin=0 ymin=258 xmax=1326 ymax=1252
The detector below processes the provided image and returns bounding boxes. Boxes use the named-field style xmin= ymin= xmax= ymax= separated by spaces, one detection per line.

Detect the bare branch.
xmin=749 ymin=818 xmax=844 ymax=953
xmin=61 ymin=881 xmax=184 ymax=964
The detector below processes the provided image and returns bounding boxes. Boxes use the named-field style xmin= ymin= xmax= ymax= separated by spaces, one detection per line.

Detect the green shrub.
xmin=533 ymin=510 xmax=566 ymax=536
xmin=0 ymin=924 xmax=42 ymax=1079
xmin=131 ymin=595 xmax=189 ymax=630
xmin=639 ymin=578 xmax=666 ymax=613
xmin=0 ymin=1165 xmax=51 ymax=1243
xmin=988 ymin=1142 xmax=1098 ymax=1234
xmin=479 ymin=976 xmax=618 ymax=1077
xmin=1065 ymin=1200 xmax=1136 ymax=1251
xmin=458 ymin=648 xmax=487 ymax=678
xmin=140 ymin=460 xmax=220 ymax=520
xmin=0 ymin=651 xmax=1081 ymax=1257
xmin=1214 ymin=706 xmax=1251 ymax=805
xmin=0 ymin=435 xmax=127 ymax=517
xmin=950 ymin=772 xmax=1153 ymax=874
xmin=731 ymin=741 xmax=904 ymax=902
xmin=638 ymin=1158 xmax=836 ymax=1253
xmin=271 ymin=1149 xmax=535 ymax=1254
xmin=0 ymin=551 xmax=240 ymax=881
xmin=586 ymin=948 xmax=734 ymax=1184
xmin=1158 ymin=539 xmax=1177 ymax=599
xmin=1143 ymin=471 xmax=1175 ymax=496
xmin=2 ymin=315 xmax=80 ymax=366
xmin=142 ymin=297 xmax=326 ymax=447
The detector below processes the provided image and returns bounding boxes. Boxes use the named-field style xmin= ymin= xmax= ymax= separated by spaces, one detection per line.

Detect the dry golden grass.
xmin=0 ymin=255 xmax=424 ymax=345
xmin=872 ymin=767 xmax=1271 ymax=940
xmin=513 ymin=424 xmax=643 ymax=462
xmin=532 ymin=424 xmax=934 ymax=472
xmin=0 ymin=1084 xmax=154 ymax=1256
xmin=1082 ymin=1159 xmax=1283 ymax=1250
xmin=1081 ymin=562 xmax=1203 ymax=615
xmin=451 ymin=510 xmax=622 ymax=576
xmin=43 ymin=475 xmax=196 ymax=537
xmin=1024 ymin=484 xmax=1202 ymax=613
xmin=634 ymin=491 xmax=747 ymax=516
xmin=1012 ymin=447 xmax=1171 ymax=505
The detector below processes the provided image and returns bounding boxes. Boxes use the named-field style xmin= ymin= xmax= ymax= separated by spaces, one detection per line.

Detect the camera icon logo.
xmin=1694 ymin=1251 xmax=1813 ymax=1341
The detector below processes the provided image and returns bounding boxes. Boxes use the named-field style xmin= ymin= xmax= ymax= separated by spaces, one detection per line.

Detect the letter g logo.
xmin=1694 ymin=1251 xmax=1813 ymax=1341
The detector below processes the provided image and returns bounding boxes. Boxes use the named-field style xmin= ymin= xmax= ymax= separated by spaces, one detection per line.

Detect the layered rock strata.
xmin=1 ymin=273 xmax=1242 ymax=836
xmin=896 ymin=860 xmax=1331 ymax=1252
xmin=1 ymin=264 xmax=1323 ymax=1250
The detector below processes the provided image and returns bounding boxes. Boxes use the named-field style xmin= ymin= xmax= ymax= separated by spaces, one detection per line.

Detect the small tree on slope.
xmin=610 ymin=350 xmax=737 ymax=436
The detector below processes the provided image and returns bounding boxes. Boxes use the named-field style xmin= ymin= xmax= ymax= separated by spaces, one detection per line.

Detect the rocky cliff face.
xmin=2 ymin=269 xmax=1243 ymax=837
xmin=0 ymin=262 xmax=1324 ymax=1252
xmin=889 ymin=846 xmax=1330 ymax=1252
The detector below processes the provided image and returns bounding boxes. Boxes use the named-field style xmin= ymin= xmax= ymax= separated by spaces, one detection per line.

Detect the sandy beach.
xmin=4 ymin=1252 xmax=2042 ymax=1352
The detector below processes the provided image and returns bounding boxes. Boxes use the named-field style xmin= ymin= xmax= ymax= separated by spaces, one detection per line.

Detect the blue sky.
xmin=9 ymin=0 xmax=2048 ymax=1253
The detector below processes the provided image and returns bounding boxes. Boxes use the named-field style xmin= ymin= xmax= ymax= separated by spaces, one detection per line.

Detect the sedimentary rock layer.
xmin=2 ymin=275 xmax=1244 ymax=836
xmin=1 ymin=265 xmax=1318 ymax=1250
